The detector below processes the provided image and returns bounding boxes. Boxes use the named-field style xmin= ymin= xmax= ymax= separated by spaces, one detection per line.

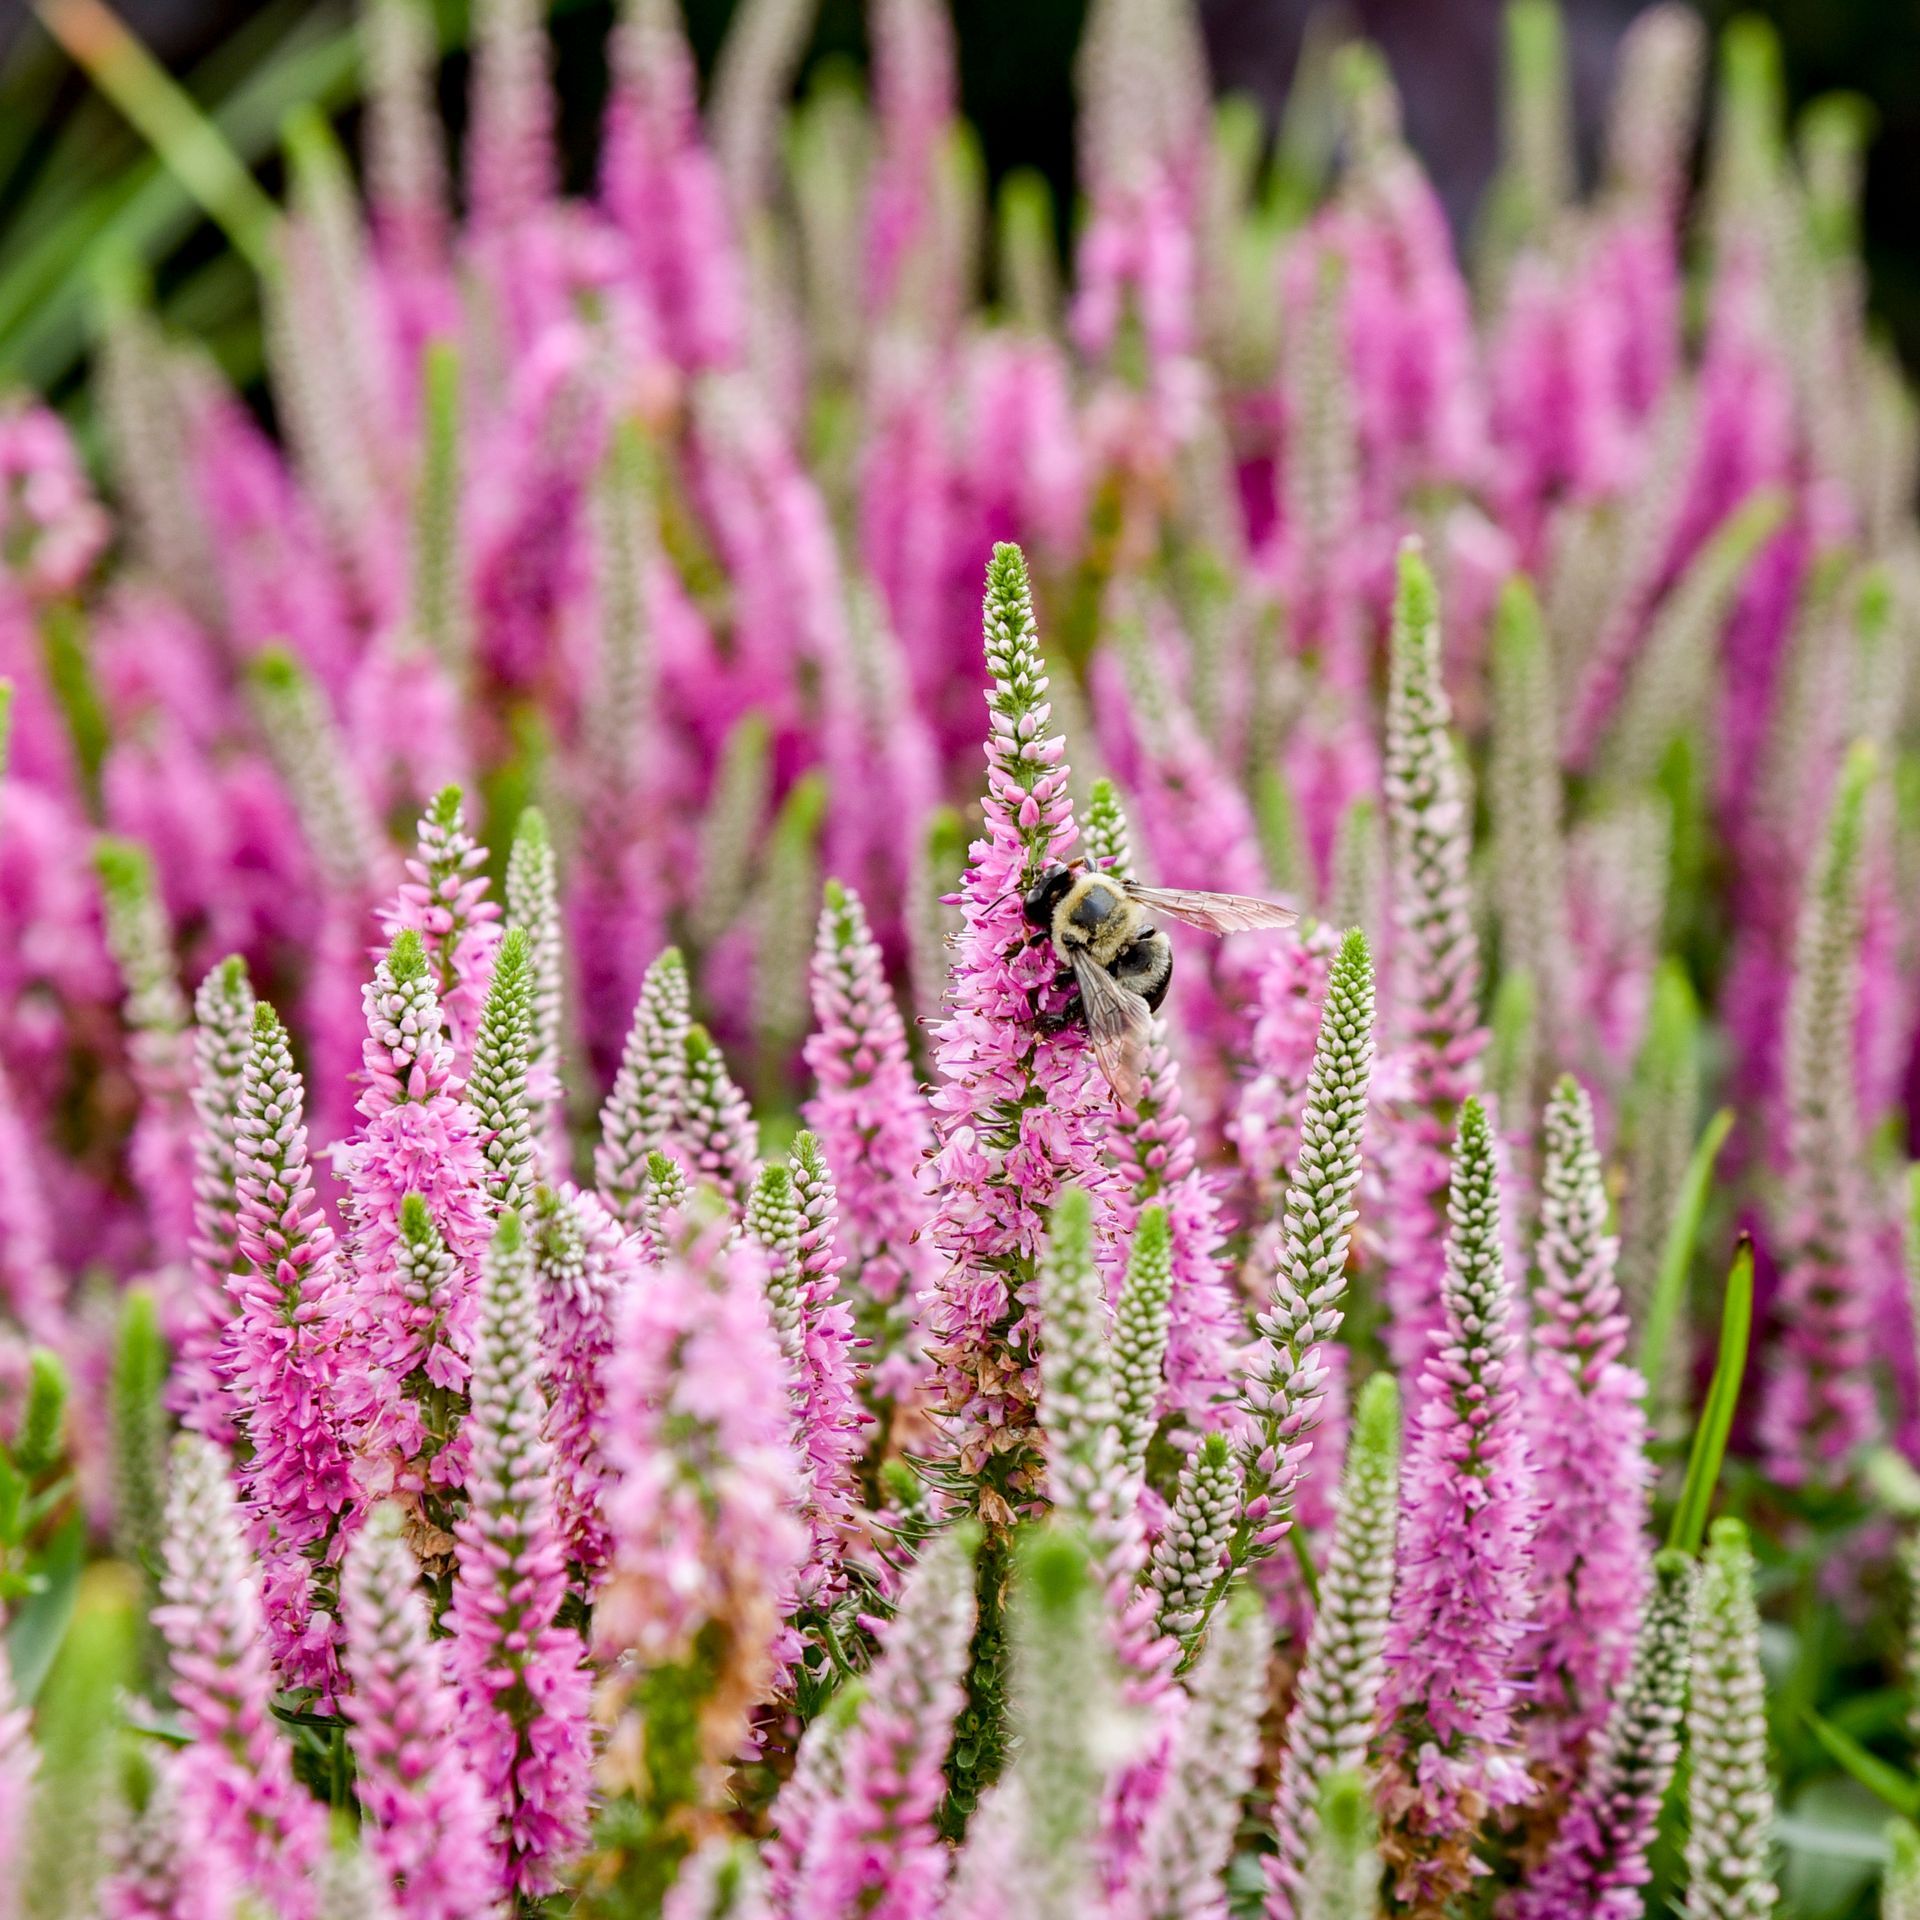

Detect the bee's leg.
xmin=1032 ymin=969 xmax=1082 ymax=1033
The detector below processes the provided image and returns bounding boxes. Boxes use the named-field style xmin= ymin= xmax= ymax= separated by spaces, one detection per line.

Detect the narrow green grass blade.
xmin=1805 ymin=1708 xmax=1920 ymax=1819
xmin=1667 ymin=1234 xmax=1754 ymax=1554
xmin=0 ymin=16 xmax=360 ymax=387
xmin=1637 ymin=1104 xmax=1735 ymax=1388
xmin=35 ymin=0 xmax=282 ymax=274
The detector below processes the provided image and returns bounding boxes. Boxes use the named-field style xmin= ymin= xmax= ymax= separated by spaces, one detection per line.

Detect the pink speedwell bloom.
xmin=1376 ymin=1096 xmax=1536 ymax=1909
xmin=801 ymin=879 xmax=938 ymax=1423
xmin=532 ymin=1182 xmax=645 ymax=1579
xmin=174 ymin=955 xmax=255 ymax=1445
xmin=340 ymin=930 xmax=490 ymax=1487
xmin=0 ymin=400 xmax=110 ymax=601
xmin=378 ymin=786 xmax=503 ymax=1067
xmin=596 ymin=1208 xmax=808 ymax=1684
xmin=151 ymin=1434 xmax=326 ymax=1911
xmin=1083 ymin=779 xmax=1244 ymax=1437
xmin=444 ymin=1213 xmax=592 ymax=1897
xmin=225 ymin=1003 xmax=359 ymax=1700
xmin=788 ymin=1525 xmax=979 ymax=1920
xmin=342 ymin=1500 xmax=500 ymax=1919
xmin=923 ymin=542 xmax=1119 ymax=1519
xmin=1523 ymin=1075 xmax=1651 ymax=1785
xmin=1760 ymin=742 xmax=1882 ymax=1482
xmin=1376 ymin=543 xmax=1486 ymax=1382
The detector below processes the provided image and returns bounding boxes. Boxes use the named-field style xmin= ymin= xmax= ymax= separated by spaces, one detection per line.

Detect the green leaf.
xmin=1637 ymin=1105 xmax=1735 ymax=1389
xmin=1804 ymin=1711 xmax=1920 ymax=1819
xmin=34 ymin=0 xmax=280 ymax=275
xmin=5 ymin=1508 xmax=85 ymax=1705
xmin=1668 ymin=1234 xmax=1754 ymax=1554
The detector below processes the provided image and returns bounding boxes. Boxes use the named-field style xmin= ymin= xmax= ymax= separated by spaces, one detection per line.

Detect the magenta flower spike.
xmin=1082 ymin=780 xmax=1245 ymax=1435
xmin=93 ymin=836 xmax=197 ymax=1267
xmin=596 ymin=1209 xmax=807 ymax=1718
xmin=1376 ymin=1095 xmax=1536 ymax=1909
xmin=173 ymin=957 xmax=256 ymax=1444
xmin=1231 ymin=922 xmax=1338 ymax=1218
xmin=865 ymin=0 xmax=960 ymax=328
xmin=599 ymin=0 xmax=746 ymax=373
xmin=0 ymin=400 xmax=110 ymax=604
xmin=1330 ymin=55 xmax=1488 ymax=508
xmin=1760 ymin=741 xmax=1882 ymax=1482
xmin=1377 ymin=543 xmax=1487 ymax=1382
xmin=342 ymin=1501 xmax=500 ymax=1919
xmin=0 ymin=1061 xmax=63 ymax=1346
xmin=532 ymin=1183 xmax=644 ymax=1577
xmin=98 ymin=1755 xmax=244 ymax=1920
xmin=788 ymin=1524 xmax=979 ymax=1920
xmin=152 ymin=1434 xmax=326 ymax=1910
xmin=225 ymin=1002 xmax=360 ymax=1699
xmin=1266 ymin=1373 xmax=1401 ymax=1920
xmin=444 ymin=1213 xmax=592 ymax=1897
xmin=923 ymin=542 xmax=1119 ymax=1521
xmin=379 ymin=786 xmax=503 ymax=1069
xmin=801 ymin=880 xmax=938 ymax=1423
xmin=1510 ymin=1550 xmax=1695 ymax=1920
xmin=786 ymin=1133 xmax=870 ymax=1596
xmin=1231 ymin=928 xmax=1376 ymax=1586
xmin=340 ymin=930 xmax=490 ymax=1485
xmin=679 ymin=1023 xmax=759 ymax=1209
xmin=464 ymin=0 xmax=557 ymax=242
xmin=1523 ymin=1076 xmax=1652 ymax=1786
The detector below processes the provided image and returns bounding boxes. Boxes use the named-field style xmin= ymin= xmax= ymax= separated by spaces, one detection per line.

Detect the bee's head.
xmin=1022 ymin=862 xmax=1076 ymax=929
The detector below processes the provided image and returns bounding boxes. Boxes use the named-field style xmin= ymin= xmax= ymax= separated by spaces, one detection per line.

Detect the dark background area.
xmin=4 ymin=0 xmax=1918 ymax=373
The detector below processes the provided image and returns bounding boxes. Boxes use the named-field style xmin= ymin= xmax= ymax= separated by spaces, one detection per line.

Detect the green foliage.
xmin=110 ymin=1285 xmax=168 ymax=1678
xmin=1669 ymin=1236 xmax=1755 ymax=1555
xmin=21 ymin=1565 xmax=141 ymax=1918
xmin=1638 ymin=1104 xmax=1736 ymax=1393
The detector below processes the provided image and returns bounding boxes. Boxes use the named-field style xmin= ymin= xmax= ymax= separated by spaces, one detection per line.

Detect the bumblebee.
xmin=1020 ymin=862 xmax=1296 ymax=1103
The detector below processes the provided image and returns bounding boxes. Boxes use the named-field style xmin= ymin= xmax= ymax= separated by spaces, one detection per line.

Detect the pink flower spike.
xmin=174 ymin=956 xmax=256 ymax=1445
xmin=337 ymin=930 xmax=490 ymax=1491
xmin=151 ymin=1434 xmax=325 ymax=1913
xmin=342 ymin=1501 xmax=501 ymax=1918
xmin=788 ymin=1524 xmax=979 ymax=1920
xmin=923 ymin=542 xmax=1120 ymax=1517
xmin=596 ymin=1207 xmax=808 ymax=1712
xmin=225 ymin=1003 xmax=359 ymax=1701
xmin=1377 ymin=542 xmax=1486 ymax=1385
xmin=802 ymin=879 xmax=939 ymax=1438
xmin=1522 ymin=1076 xmax=1652 ymax=1787
xmin=378 ymin=785 xmax=503 ymax=1069
xmin=444 ymin=1212 xmax=593 ymax=1897
xmin=1376 ymin=1096 xmax=1536 ymax=1908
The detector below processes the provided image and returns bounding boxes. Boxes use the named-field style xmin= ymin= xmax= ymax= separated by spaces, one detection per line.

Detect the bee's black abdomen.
xmin=1143 ymin=953 xmax=1172 ymax=1011
xmin=1115 ymin=930 xmax=1173 ymax=1011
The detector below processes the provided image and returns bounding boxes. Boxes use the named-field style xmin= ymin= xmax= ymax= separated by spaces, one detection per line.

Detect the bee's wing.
xmin=1121 ymin=883 xmax=1298 ymax=937
xmin=1069 ymin=949 xmax=1152 ymax=1105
